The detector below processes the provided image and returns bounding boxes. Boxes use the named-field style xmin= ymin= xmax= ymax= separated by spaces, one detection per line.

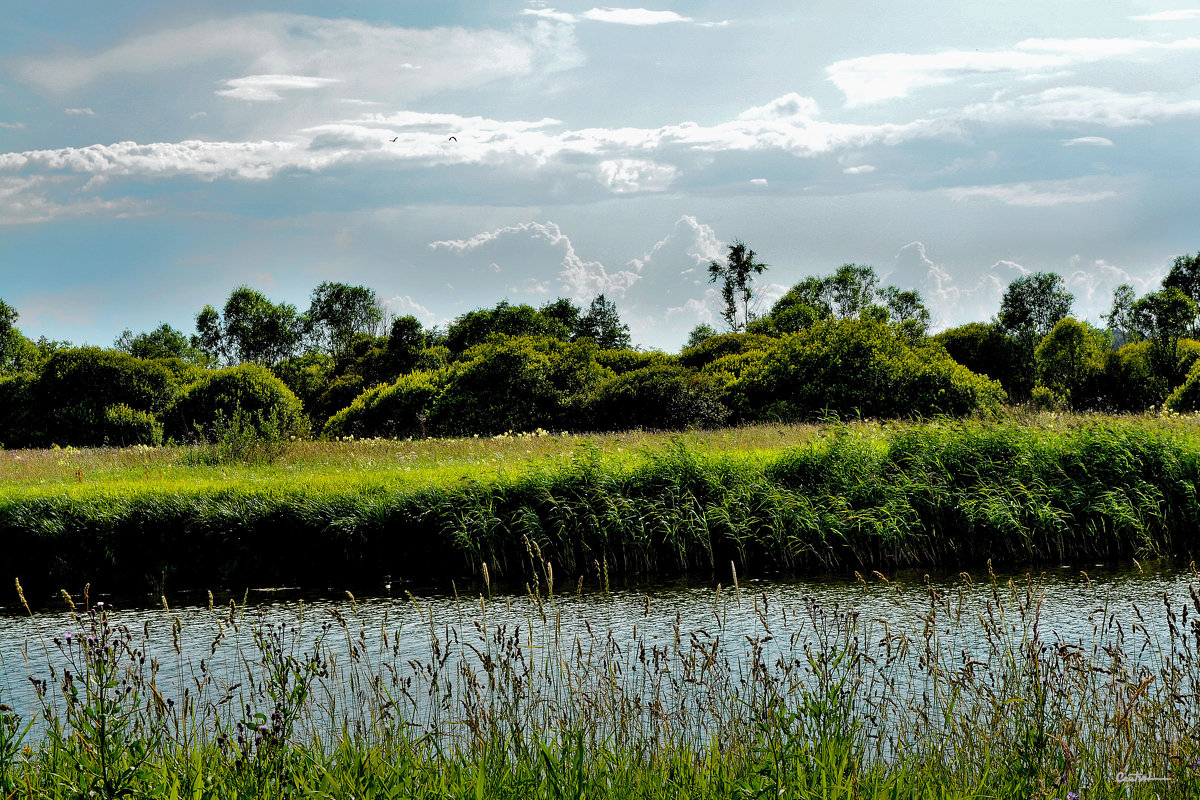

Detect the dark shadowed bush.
xmin=737 ymin=318 xmax=1005 ymax=420
xmin=933 ymin=322 xmax=1028 ymax=401
xmin=166 ymin=363 xmax=306 ymax=441
xmin=582 ymin=364 xmax=728 ymax=431
xmin=0 ymin=373 xmax=36 ymax=447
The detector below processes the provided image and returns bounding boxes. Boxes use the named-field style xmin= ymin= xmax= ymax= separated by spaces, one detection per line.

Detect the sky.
xmin=2 ymin=1 xmax=1200 ymax=352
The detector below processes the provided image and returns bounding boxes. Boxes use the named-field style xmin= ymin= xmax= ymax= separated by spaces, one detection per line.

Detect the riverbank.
xmin=3 ymin=415 xmax=1200 ymax=597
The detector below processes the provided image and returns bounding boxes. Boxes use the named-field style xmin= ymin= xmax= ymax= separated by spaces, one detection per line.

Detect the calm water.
xmin=1 ymin=560 xmax=1194 ymax=743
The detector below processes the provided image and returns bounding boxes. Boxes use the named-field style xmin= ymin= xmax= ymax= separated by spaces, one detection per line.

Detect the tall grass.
xmin=5 ymin=568 xmax=1200 ymax=797
xmin=3 ymin=416 xmax=1200 ymax=597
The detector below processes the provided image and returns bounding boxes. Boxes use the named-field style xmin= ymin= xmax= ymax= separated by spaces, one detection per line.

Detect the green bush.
xmin=101 ymin=403 xmax=164 ymax=446
xmin=167 ymin=363 xmax=306 ymax=442
xmin=35 ymin=348 xmax=178 ymax=415
xmin=678 ymin=332 xmax=774 ymax=370
xmin=323 ymin=371 xmax=443 ymax=439
xmin=1101 ymin=341 xmax=1169 ymax=411
xmin=1165 ymin=361 xmax=1200 ymax=412
xmin=595 ymin=348 xmax=676 ymax=375
xmin=736 ymin=318 xmax=1005 ymax=420
xmin=429 ymin=339 xmax=563 ymax=435
xmin=1033 ymin=318 xmax=1108 ymax=409
xmin=0 ymin=374 xmax=36 ymax=447
xmin=932 ymin=322 xmax=1028 ymax=401
xmin=582 ymin=364 xmax=728 ymax=431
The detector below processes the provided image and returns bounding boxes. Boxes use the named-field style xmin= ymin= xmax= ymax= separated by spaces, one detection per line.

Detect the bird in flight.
xmin=448 ymin=136 xmax=457 ymax=142
xmin=390 ymin=136 xmax=398 ymax=142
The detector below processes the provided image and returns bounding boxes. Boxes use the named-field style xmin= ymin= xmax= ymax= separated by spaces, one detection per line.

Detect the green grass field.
xmin=4 ymin=413 xmax=1200 ymax=599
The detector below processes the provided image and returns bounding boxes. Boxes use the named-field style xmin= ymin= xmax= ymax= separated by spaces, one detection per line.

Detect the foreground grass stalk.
xmin=4 ymin=569 xmax=1200 ymax=797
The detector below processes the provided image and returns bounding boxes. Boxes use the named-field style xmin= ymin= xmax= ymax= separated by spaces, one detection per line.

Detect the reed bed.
xmin=4 ymin=567 xmax=1200 ymax=798
xmin=3 ymin=415 xmax=1200 ymax=598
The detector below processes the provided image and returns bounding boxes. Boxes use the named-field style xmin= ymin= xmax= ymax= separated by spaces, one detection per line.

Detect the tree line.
xmin=2 ymin=246 xmax=1200 ymax=449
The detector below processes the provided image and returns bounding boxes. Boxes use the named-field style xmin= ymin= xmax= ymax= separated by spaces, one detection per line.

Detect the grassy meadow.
xmin=4 ymin=412 xmax=1200 ymax=599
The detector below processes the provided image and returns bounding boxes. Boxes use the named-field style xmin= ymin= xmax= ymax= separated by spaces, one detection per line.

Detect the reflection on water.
xmin=1 ymin=560 xmax=1195 ymax=747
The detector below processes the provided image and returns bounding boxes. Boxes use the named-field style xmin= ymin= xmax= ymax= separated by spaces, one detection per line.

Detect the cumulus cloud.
xmin=430 ymin=221 xmax=641 ymax=300
xmin=216 ymin=74 xmax=341 ymax=102
xmin=380 ymin=294 xmax=438 ymax=326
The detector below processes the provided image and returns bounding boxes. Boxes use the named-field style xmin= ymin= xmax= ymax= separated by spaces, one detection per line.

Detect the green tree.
xmin=1103 ymin=284 xmax=1137 ymax=346
xmin=446 ymin=301 xmax=569 ymax=353
xmin=997 ymin=272 xmax=1074 ymax=345
xmin=1163 ymin=251 xmax=1200 ymax=335
xmin=685 ymin=322 xmax=719 ymax=349
xmin=708 ymin=240 xmax=768 ymax=332
xmin=538 ymin=298 xmax=582 ymax=338
xmin=115 ymin=323 xmax=214 ymax=366
xmin=0 ymin=299 xmax=37 ymax=374
xmin=829 ymin=263 xmax=879 ymax=319
xmin=304 ymin=282 xmax=383 ymax=357
xmin=878 ymin=286 xmax=931 ymax=341
xmin=193 ymin=287 xmax=303 ymax=366
xmin=1034 ymin=318 xmax=1108 ymax=407
xmin=575 ymin=294 xmax=631 ymax=350
xmin=1130 ymin=286 xmax=1198 ymax=384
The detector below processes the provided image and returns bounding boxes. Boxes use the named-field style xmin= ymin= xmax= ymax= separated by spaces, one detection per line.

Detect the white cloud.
xmin=64 ymin=108 xmax=96 ymax=116
xmin=429 ymin=221 xmax=642 ymax=300
xmin=595 ymin=159 xmax=676 ymax=192
xmin=843 ymin=164 xmax=876 ymax=174
xmin=523 ymin=7 xmax=693 ymax=25
xmin=381 ymin=294 xmax=438 ymax=326
xmin=962 ymin=86 xmax=1200 ymax=127
xmin=827 ymin=36 xmax=1200 ymax=106
xmin=1130 ymin=9 xmax=1200 ymax=20
xmin=1061 ymin=136 xmax=1114 ymax=147
xmin=15 ymin=12 xmax=578 ymax=109
xmin=945 ymin=180 xmax=1119 ymax=206
xmin=750 ymin=178 xmax=768 ymax=187
xmin=216 ymin=74 xmax=341 ymax=102
xmin=581 ymin=8 xmax=691 ymax=25
xmin=0 ymin=122 xmax=26 ymax=130
xmin=522 ymin=8 xmax=578 ymax=23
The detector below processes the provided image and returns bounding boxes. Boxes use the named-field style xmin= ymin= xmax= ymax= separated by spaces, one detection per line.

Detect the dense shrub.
xmin=678 ymin=332 xmax=774 ymax=370
xmin=933 ymin=322 xmax=1028 ymax=401
xmin=9 ymin=348 xmax=180 ymax=447
xmin=323 ymin=371 xmax=443 ymax=439
xmin=35 ymin=348 xmax=178 ymax=416
xmin=166 ymin=363 xmax=306 ymax=441
xmin=594 ymin=348 xmax=676 ymax=375
xmin=0 ymin=374 xmax=36 ymax=447
xmin=1102 ymin=341 xmax=1170 ymax=411
xmin=1033 ymin=318 xmax=1108 ymax=409
xmin=736 ymin=318 xmax=1005 ymax=420
xmin=1166 ymin=360 xmax=1200 ymax=412
xmin=582 ymin=364 xmax=728 ymax=431
xmin=429 ymin=339 xmax=563 ymax=435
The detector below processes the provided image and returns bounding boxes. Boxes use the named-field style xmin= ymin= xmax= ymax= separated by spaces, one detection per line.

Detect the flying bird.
xmin=448 ymin=136 xmax=457 ymax=142
xmin=390 ymin=136 xmax=398 ymax=142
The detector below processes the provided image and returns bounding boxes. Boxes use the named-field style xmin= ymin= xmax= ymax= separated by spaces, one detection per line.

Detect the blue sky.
xmin=2 ymin=1 xmax=1200 ymax=351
